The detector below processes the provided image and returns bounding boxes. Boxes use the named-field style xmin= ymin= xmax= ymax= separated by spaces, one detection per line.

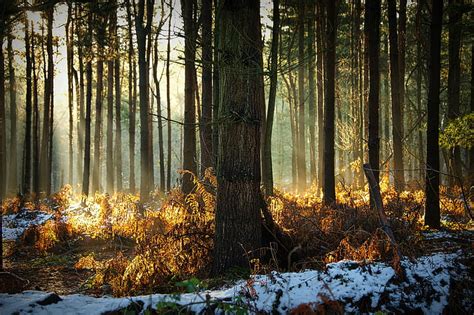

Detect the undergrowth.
xmin=2 ymin=171 xmax=471 ymax=297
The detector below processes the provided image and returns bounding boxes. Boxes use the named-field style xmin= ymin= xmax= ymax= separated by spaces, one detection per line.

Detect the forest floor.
xmin=1 ymin=181 xmax=473 ymax=314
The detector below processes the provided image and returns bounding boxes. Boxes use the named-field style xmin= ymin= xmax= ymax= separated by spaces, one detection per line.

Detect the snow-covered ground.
xmin=2 ymin=211 xmax=53 ymax=240
xmin=0 ymin=251 xmax=471 ymax=314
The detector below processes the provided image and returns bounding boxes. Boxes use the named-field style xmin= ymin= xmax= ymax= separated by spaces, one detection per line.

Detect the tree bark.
xmin=39 ymin=8 xmax=54 ymax=196
xmin=126 ymin=0 xmax=136 ymax=193
xmin=297 ymin=0 xmax=306 ymax=192
xmin=308 ymin=1 xmax=316 ymax=186
xmin=262 ymin=0 xmax=279 ymax=196
xmin=181 ymin=0 xmax=197 ymax=194
xmin=387 ymin=0 xmax=405 ymax=191
xmin=7 ymin=27 xmax=17 ymax=194
xmin=135 ymin=0 xmax=155 ymax=201
xmin=0 ymin=28 xmax=6 ymax=199
xmin=366 ymin=0 xmax=381 ymax=206
xmin=447 ymin=0 xmax=463 ymax=184
xmin=166 ymin=2 xmax=172 ymax=191
xmin=316 ymin=0 xmax=324 ymax=190
xmin=323 ymin=0 xmax=336 ymax=204
xmin=153 ymin=30 xmax=165 ymax=191
xmin=23 ymin=16 xmax=32 ymax=195
xmin=76 ymin=4 xmax=85 ymax=186
xmin=32 ymin=23 xmax=40 ymax=196
xmin=106 ymin=10 xmax=115 ymax=194
xmin=212 ymin=0 xmax=263 ymax=275
xmin=82 ymin=8 xmax=93 ymax=197
xmin=424 ymin=0 xmax=443 ymax=229
xmin=200 ymin=0 xmax=213 ymax=176
xmin=66 ymin=4 xmax=74 ymax=187
xmin=92 ymin=21 xmax=104 ymax=194
xmin=114 ymin=3 xmax=123 ymax=192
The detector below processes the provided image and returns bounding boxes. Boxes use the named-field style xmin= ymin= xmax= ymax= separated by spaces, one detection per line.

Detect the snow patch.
xmin=2 ymin=211 xmax=54 ymax=240
xmin=0 ymin=252 xmax=469 ymax=314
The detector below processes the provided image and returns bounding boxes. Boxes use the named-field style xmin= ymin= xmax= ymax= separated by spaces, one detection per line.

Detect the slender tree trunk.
xmin=308 ymin=1 xmax=316 ymax=186
xmin=424 ymin=0 xmax=443 ymax=229
xmin=76 ymin=4 xmax=85 ymax=186
xmin=32 ymin=24 xmax=40 ymax=196
xmin=262 ymin=0 xmax=279 ymax=196
xmin=447 ymin=0 xmax=463 ymax=184
xmin=92 ymin=57 xmax=104 ymax=193
xmin=323 ymin=0 xmax=336 ymax=204
xmin=153 ymin=31 xmax=165 ymax=191
xmin=296 ymin=0 xmax=306 ymax=192
xmin=7 ymin=27 xmax=17 ymax=194
xmin=181 ymin=0 xmax=197 ymax=194
xmin=106 ymin=11 xmax=115 ymax=193
xmin=0 ymin=29 xmax=6 ymax=199
xmin=316 ymin=1 xmax=324 ymax=190
xmin=213 ymin=0 xmax=263 ymax=275
xmin=366 ymin=0 xmax=381 ymax=206
xmin=82 ymin=8 xmax=94 ymax=197
xmin=23 ymin=16 xmax=32 ymax=195
xmin=40 ymin=8 xmax=54 ymax=196
xmin=135 ymin=0 xmax=154 ymax=201
xmin=166 ymin=2 xmax=172 ymax=191
xmin=66 ymin=4 xmax=74 ymax=186
xmin=470 ymin=44 xmax=474 ymax=181
xmin=387 ymin=0 xmax=405 ymax=191
xmin=200 ymin=0 xmax=213 ymax=176
xmin=212 ymin=0 xmax=220 ymax=168
xmin=126 ymin=0 xmax=136 ymax=193
xmin=114 ymin=4 xmax=123 ymax=192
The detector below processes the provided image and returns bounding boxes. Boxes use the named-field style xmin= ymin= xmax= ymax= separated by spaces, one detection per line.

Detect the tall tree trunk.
xmin=323 ymin=0 xmax=336 ymax=204
xmin=181 ymin=0 xmax=197 ymax=194
xmin=7 ymin=27 xmax=17 ymax=194
xmin=40 ymin=8 xmax=54 ymax=196
xmin=106 ymin=11 xmax=115 ymax=193
xmin=92 ymin=58 xmax=104 ymax=193
xmin=82 ymin=8 xmax=94 ymax=197
xmin=23 ymin=16 xmax=32 ymax=195
xmin=316 ymin=0 xmax=324 ymax=190
xmin=212 ymin=0 xmax=220 ymax=169
xmin=308 ymin=1 xmax=316 ymax=186
xmin=212 ymin=0 xmax=263 ymax=275
xmin=76 ymin=4 xmax=85 ymax=186
xmin=366 ymin=0 xmax=381 ymax=206
xmin=153 ymin=30 xmax=165 ymax=191
xmin=387 ymin=0 xmax=405 ymax=191
xmin=297 ymin=0 xmax=306 ymax=192
xmin=66 ymin=4 xmax=74 ymax=186
xmin=424 ymin=0 xmax=443 ymax=229
xmin=0 ymin=29 xmax=6 ymax=199
xmin=135 ymin=0 xmax=154 ymax=201
xmin=447 ymin=0 xmax=463 ymax=184
xmin=114 ymin=3 xmax=123 ymax=192
xmin=166 ymin=2 xmax=172 ymax=191
xmin=470 ymin=44 xmax=474 ymax=182
xmin=126 ymin=0 xmax=136 ymax=193
xmin=415 ymin=0 xmax=424 ymax=182
xmin=262 ymin=0 xmax=279 ymax=196
xmin=32 ymin=24 xmax=40 ymax=196
xmin=353 ymin=0 xmax=363 ymax=187
xmin=200 ymin=0 xmax=213 ymax=176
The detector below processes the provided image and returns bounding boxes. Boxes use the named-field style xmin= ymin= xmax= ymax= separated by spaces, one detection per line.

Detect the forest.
xmin=0 ymin=0 xmax=473 ymax=313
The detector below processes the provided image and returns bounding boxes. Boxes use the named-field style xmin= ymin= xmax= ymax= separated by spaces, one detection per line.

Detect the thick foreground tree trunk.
xmin=212 ymin=0 xmax=263 ymax=275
